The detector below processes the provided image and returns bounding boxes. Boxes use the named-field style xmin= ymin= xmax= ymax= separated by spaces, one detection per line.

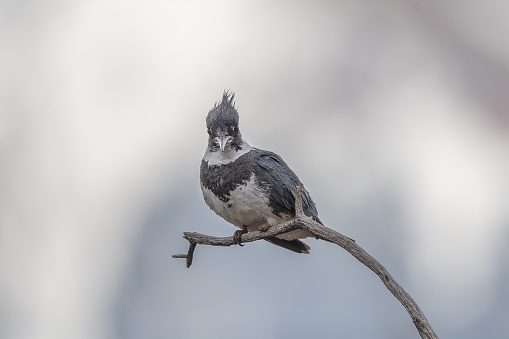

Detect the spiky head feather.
xmin=206 ymin=91 xmax=240 ymax=134
xmin=206 ymin=91 xmax=243 ymax=150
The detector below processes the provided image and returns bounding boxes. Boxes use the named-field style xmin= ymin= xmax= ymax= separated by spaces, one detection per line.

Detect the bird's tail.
xmin=264 ymin=237 xmax=310 ymax=254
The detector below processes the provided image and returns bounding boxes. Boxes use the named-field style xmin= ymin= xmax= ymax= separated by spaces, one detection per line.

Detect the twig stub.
xmin=295 ymin=185 xmax=304 ymax=217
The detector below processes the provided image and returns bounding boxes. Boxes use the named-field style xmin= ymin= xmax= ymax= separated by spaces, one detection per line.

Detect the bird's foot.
xmin=233 ymin=226 xmax=248 ymax=246
xmin=258 ymin=224 xmax=270 ymax=232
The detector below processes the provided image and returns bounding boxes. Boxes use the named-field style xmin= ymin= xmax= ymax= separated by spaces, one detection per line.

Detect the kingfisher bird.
xmin=200 ymin=91 xmax=322 ymax=253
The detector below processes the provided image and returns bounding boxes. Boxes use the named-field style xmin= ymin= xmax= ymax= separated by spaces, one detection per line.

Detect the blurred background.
xmin=1 ymin=1 xmax=508 ymax=338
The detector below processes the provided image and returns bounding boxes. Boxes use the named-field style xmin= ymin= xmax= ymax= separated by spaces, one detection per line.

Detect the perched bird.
xmin=200 ymin=91 xmax=322 ymax=253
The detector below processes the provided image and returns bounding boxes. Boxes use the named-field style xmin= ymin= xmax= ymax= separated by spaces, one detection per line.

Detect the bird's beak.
xmin=218 ymin=136 xmax=231 ymax=152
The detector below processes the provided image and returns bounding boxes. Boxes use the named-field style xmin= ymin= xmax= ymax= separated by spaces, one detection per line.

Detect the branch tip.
xmin=186 ymin=242 xmax=197 ymax=268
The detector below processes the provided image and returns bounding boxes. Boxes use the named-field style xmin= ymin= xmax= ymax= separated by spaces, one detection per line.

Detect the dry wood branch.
xmin=173 ymin=187 xmax=438 ymax=339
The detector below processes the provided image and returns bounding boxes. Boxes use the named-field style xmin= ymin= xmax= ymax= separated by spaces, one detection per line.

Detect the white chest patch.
xmin=201 ymin=173 xmax=282 ymax=228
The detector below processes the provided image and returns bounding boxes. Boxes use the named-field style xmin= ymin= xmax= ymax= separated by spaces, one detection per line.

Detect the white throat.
xmin=203 ymin=141 xmax=252 ymax=165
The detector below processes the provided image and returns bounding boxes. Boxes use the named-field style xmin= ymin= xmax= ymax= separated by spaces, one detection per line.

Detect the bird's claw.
xmin=258 ymin=224 xmax=270 ymax=232
xmin=233 ymin=226 xmax=248 ymax=246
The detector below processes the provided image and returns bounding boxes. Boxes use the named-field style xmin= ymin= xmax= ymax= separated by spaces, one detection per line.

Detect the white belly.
xmin=201 ymin=173 xmax=312 ymax=240
xmin=201 ymin=174 xmax=280 ymax=227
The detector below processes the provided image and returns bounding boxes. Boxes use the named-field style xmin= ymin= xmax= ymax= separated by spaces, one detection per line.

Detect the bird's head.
xmin=206 ymin=91 xmax=243 ymax=153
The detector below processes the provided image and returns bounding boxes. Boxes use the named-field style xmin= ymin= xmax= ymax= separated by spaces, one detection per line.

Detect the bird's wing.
xmin=252 ymin=149 xmax=319 ymax=220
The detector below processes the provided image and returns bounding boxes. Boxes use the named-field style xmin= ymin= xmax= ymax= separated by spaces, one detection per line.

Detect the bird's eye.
xmin=211 ymin=139 xmax=219 ymax=150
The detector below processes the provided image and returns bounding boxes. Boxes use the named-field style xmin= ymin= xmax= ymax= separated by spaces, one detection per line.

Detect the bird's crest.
xmin=213 ymin=90 xmax=236 ymax=111
xmin=206 ymin=90 xmax=240 ymax=136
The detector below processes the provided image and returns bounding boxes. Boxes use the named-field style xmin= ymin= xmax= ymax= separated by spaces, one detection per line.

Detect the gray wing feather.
xmin=252 ymin=149 xmax=319 ymax=220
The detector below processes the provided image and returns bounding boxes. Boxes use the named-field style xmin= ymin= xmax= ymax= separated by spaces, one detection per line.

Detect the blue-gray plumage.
xmin=200 ymin=91 xmax=322 ymax=253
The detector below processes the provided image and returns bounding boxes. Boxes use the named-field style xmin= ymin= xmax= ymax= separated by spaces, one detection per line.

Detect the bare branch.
xmin=174 ymin=188 xmax=439 ymax=338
